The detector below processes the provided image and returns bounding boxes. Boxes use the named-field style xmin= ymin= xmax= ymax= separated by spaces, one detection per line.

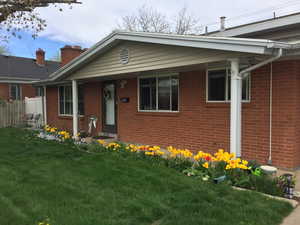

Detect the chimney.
xmin=60 ymin=45 xmax=84 ymax=67
xmin=36 ymin=48 xmax=45 ymax=66
xmin=220 ymin=16 xmax=226 ymax=32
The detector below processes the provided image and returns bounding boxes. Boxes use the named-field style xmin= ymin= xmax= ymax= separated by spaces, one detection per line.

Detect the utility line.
xmin=202 ymin=0 xmax=300 ymax=29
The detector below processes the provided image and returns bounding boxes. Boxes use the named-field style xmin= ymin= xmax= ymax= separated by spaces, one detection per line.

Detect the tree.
xmin=173 ymin=6 xmax=201 ymax=35
xmin=0 ymin=0 xmax=81 ymax=41
xmin=119 ymin=5 xmax=169 ymax=33
xmin=0 ymin=45 xmax=9 ymax=55
xmin=117 ymin=5 xmax=202 ymax=35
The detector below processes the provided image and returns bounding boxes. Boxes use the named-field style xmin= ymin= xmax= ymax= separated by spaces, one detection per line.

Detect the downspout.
xmin=239 ymin=49 xmax=283 ymax=77
xmin=238 ymin=48 xmax=283 ymax=162
xmin=268 ymin=63 xmax=273 ymax=165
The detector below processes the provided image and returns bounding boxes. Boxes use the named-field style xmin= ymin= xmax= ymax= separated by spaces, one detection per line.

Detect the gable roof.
xmin=208 ymin=12 xmax=300 ymax=38
xmin=0 ymin=55 xmax=60 ymax=83
xmin=44 ymin=31 xmax=292 ymax=82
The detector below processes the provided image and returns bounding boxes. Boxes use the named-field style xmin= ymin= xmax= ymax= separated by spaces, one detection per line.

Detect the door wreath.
xmin=104 ymin=87 xmax=112 ymax=100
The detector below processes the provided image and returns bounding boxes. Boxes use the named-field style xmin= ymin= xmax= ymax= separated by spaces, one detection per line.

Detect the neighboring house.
xmin=0 ymin=49 xmax=60 ymax=101
xmin=40 ymin=13 xmax=300 ymax=169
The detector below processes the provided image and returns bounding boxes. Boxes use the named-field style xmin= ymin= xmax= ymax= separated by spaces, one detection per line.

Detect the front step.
xmin=99 ymin=132 xmax=118 ymax=139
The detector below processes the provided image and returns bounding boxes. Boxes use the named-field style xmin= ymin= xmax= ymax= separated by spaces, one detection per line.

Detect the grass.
xmin=0 ymin=128 xmax=293 ymax=225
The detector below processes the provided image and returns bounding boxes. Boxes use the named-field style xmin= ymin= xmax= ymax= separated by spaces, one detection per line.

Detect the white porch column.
xmin=230 ymin=58 xmax=242 ymax=157
xmin=72 ymin=80 xmax=78 ymax=139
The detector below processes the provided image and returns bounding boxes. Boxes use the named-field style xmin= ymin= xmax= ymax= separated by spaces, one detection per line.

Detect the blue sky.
xmin=7 ymin=31 xmax=89 ymax=60
xmin=7 ymin=32 xmax=72 ymax=60
xmin=2 ymin=0 xmax=300 ymax=60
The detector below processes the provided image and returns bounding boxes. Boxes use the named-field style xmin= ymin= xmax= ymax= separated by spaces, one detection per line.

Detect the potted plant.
xmin=277 ymin=174 xmax=296 ymax=199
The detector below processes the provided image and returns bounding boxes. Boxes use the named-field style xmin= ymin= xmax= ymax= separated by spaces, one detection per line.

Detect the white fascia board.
xmin=117 ymin=31 xmax=292 ymax=48
xmin=0 ymin=77 xmax=39 ymax=84
xmin=46 ymin=31 xmax=292 ymax=83
xmin=209 ymin=13 xmax=300 ymax=37
xmin=116 ymin=33 xmax=291 ymax=54
xmin=49 ymin=34 xmax=119 ymax=81
xmin=116 ymin=34 xmax=266 ymax=54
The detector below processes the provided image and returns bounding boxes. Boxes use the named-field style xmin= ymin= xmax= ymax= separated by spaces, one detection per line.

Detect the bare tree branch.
xmin=173 ymin=6 xmax=201 ymax=35
xmin=118 ymin=5 xmax=170 ymax=33
xmin=0 ymin=0 xmax=81 ymax=41
xmin=117 ymin=5 xmax=201 ymax=35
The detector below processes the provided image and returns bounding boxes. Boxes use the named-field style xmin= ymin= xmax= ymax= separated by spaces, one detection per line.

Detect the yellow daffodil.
xmin=145 ymin=151 xmax=155 ymax=156
xmin=202 ymin=162 xmax=209 ymax=169
xmin=97 ymin=140 xmax=106 ymax=145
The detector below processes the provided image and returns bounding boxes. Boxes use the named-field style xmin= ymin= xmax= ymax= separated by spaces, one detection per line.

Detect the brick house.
xmin=40 ymin=13 xmax=300 ymax=169
xmin=0 ymin=49 xmax=60 ymax=101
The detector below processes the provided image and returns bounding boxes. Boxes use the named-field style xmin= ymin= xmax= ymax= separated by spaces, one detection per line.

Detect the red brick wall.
xmin=117 ymin=60 xmax=300 ymax=169
xmin=295 ymin=61 xmax=300 ymax=169
xmin=269 ymin=61 xmax=298 ymax=169
xmin=82 ymin=81 xmax=102 ymax=135
xmin=21 ymin=84 xmax=36 ymax=99
xmin=46 ymin=82 xmax=102 ymax=135
xmin=0 ymin=83 xmax=9 ymax=100
xmin=0 ymin=83 xmax=35 ymax=100
xmin=46 ymin=60 xmax=300 ymax=169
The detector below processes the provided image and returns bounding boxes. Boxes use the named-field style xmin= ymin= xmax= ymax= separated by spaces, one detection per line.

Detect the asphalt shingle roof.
xmin=0 ymin=54 xmax=60 ymax=81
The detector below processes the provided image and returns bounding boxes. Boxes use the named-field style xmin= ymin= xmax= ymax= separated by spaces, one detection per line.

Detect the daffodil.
xmin=202 ymin=162 xmax=209 ymax=169
xmin=97 ymin=139 xmax=106 ymax=145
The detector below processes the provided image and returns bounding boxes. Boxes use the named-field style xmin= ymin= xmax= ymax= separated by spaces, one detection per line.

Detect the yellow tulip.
xmin=202 ymin=162 xmax=209 ymax=169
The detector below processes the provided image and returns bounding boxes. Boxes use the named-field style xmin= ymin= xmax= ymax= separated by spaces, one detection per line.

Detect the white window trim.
xmin=206 ymin=68 xmax=251 ymax=103
xmin=9 ymin=84 xmax=22 ymax=100
xmin=58 ymin=85 xmax=84 ymax=117
xmin=137 ymin=73 xmax=180 ymax=113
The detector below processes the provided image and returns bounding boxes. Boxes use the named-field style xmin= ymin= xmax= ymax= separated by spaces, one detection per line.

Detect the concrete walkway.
xmin=281 ymin=206 xmax=300 ymax=225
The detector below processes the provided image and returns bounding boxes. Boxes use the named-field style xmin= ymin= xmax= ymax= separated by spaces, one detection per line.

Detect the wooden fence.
xmin=0 ymin=101 xmax=26 ymax=128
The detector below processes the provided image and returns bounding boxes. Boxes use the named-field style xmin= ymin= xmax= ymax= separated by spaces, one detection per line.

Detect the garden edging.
xmin=232 ymin=186 xmax=299 ymax=208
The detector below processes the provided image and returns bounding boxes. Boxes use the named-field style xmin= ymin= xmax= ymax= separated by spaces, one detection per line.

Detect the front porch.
xmin=52 ymin=59 xmax=262 ymax=162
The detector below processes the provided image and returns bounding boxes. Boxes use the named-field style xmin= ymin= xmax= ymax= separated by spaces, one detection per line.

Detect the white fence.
xmin=0 ymin=97 xmax=44 ymax=128
xmin=25 ymin=97 xmax=43 ymax=115
xmin=0 ymin=101 xmax=25 ymax=128
xmin=25 ymin=97 xmax=44 ymax=128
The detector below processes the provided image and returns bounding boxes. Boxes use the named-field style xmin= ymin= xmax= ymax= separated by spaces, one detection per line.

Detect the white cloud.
xmin=36 ymin=0 xmax=300 ymax=46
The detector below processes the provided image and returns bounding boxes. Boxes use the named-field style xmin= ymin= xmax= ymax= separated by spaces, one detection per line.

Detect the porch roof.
xmin=42 ymin=31 xmax=293 ymax=83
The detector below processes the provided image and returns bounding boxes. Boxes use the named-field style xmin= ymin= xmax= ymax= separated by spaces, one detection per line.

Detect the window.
xmin=59 ymin=85 xmax=84 ymax=115
xmin=207 ymin=68 xmax=250 ymax=102
xmin=35 ymin=87 xmax=44 ymax=97
xmin=139 ymin=75 xmax=179 ymax=112
xmin=9 ymin=84 xmax=21 ymax=100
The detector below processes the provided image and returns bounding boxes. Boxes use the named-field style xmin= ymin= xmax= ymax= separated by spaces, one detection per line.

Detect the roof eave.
xmin=0 ymin=76 xmax=41 ymax=84
xmin=47 ymin=31 xmax=293 ymax=82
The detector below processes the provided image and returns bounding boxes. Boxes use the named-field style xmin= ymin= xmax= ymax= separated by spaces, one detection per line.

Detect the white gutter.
xmin=238 ymin=48 xmax=283 ymax=164
xmin=239 ymin=48 xmax=283 ymax=77
xmin=0 ymin=77 xmax=40 ymax=84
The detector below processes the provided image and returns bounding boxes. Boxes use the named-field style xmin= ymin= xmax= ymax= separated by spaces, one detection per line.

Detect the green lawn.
xmin=0 ymin=128 xmax=292 ymax=225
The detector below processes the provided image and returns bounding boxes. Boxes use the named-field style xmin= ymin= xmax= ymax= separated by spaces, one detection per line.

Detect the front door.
xmin=102 ymin=82 xmax=117 ymax=133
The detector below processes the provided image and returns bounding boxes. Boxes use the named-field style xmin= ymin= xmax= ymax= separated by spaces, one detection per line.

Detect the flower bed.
xmin=38 ymin=125 xmax=295 ymax=198
xmin=39 ymin=125 xmax=72 ymax=142
xmin=80 ymin=140 xmax=291 ymax=197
